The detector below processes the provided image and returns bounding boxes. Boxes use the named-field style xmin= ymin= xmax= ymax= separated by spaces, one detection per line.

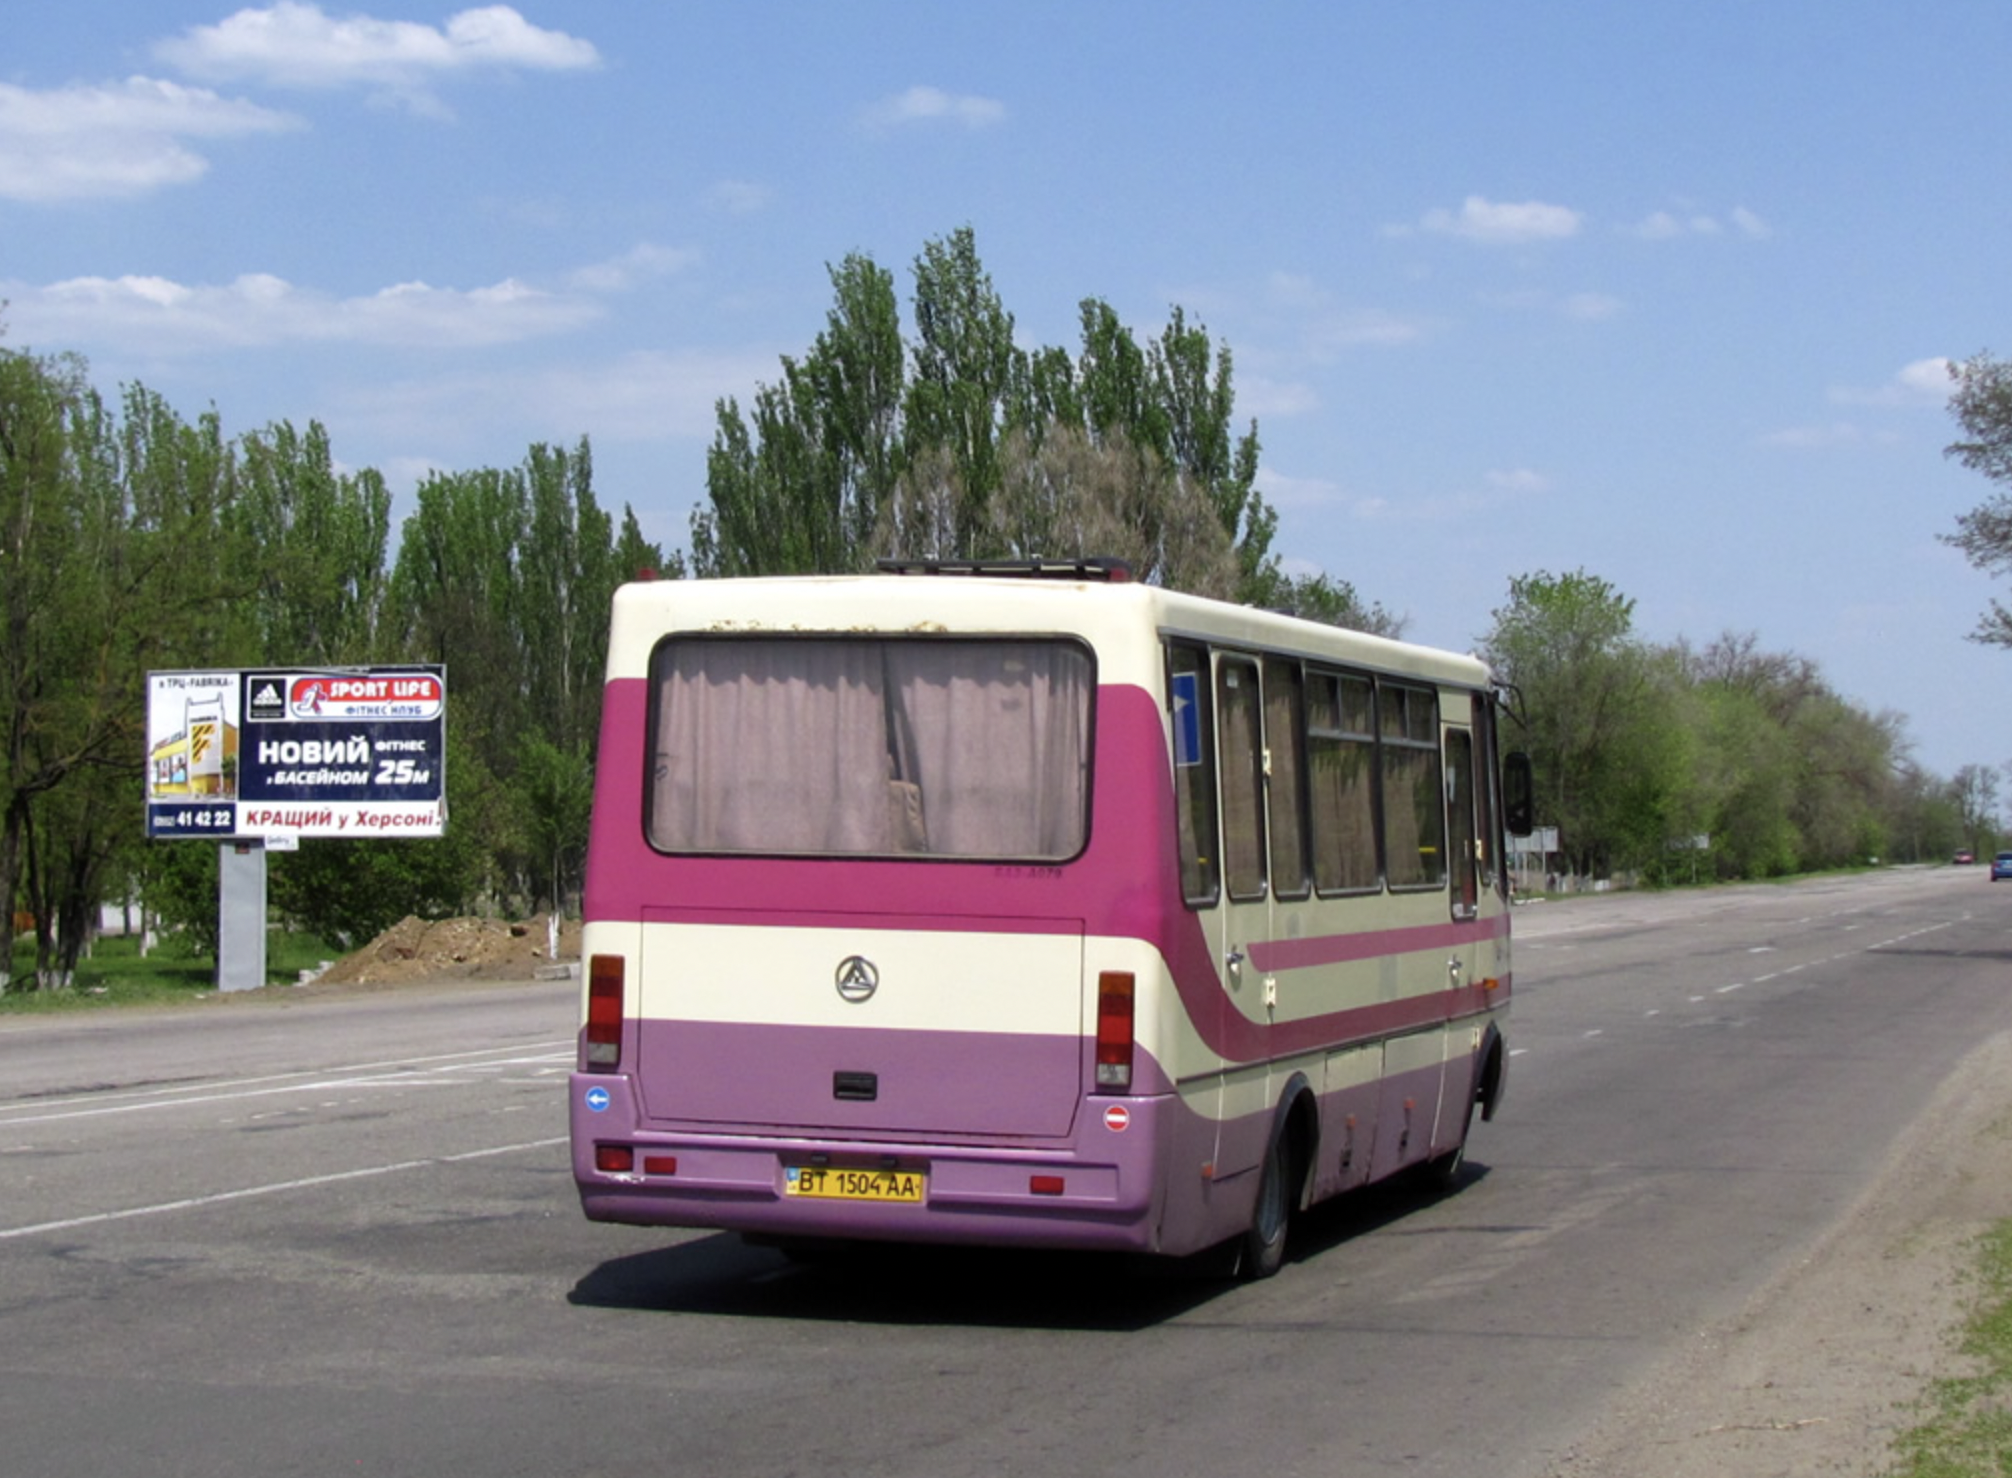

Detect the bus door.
xmin=1168 ymin=643 xmax=1234 ymax=1173
xmin=1437 ymin=708 xmax=1485 ymax=1152
xmin=1212 ymin=653 xmax=1277 ymax=1175
xmin=1214 ymin=652 xmax=1272 ymax=1015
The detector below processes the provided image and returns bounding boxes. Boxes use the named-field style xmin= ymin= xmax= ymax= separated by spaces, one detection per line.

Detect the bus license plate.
xmin=785 ymin=1166 xmax=925 ymax=1203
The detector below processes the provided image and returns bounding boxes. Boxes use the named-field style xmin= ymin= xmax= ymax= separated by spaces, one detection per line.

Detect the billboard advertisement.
xmin=146 ymin=666 xmax=446 ymax=841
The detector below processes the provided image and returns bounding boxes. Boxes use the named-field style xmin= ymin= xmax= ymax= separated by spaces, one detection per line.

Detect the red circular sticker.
xmin=1104 ymin=1104 xmax=1131 ymax=1132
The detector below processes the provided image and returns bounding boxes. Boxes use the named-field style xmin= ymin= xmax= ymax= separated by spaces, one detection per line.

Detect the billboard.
xmin=146 ymin=666 xmax=446 ymax=841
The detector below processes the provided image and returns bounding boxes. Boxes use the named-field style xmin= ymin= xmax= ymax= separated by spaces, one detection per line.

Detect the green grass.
xmin=1888 ymin=1220 xmax=2012 ymax=1476
xmin=1 ymin=929 xmax=340 ymax=1011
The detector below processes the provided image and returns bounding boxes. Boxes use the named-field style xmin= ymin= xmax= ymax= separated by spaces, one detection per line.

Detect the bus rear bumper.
xmin=570 ymin=1072 xmax=1181 ymax=1254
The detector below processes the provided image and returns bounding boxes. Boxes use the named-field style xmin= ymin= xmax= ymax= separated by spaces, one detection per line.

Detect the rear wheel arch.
xmin=1236 ymin=1074 xmax=1320 ymax=1281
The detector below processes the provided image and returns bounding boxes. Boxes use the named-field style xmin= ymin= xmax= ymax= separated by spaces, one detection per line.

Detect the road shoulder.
xmin=1545 ymin=1028 xmax=2012 ymax=1477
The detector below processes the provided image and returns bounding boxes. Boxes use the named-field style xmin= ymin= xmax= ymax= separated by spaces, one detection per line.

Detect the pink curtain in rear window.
xmin=649 ymin=639 xmax=1090 ymax=859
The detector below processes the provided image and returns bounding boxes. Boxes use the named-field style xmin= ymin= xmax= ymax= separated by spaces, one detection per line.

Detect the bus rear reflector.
xmin=586 ymin=954 xmax=624 ymax=1069
xmin=1095 ymin=970 xmax=1135 ymax=1091
xmin=1030 ymin=1175 xmax=1065 ymax=1195
xmin=595 ymin=1145 xmax=634 ymax=1174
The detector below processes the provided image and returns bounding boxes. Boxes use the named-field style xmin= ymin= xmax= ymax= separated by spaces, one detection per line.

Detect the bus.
xmin=570 ymin=559 xmax=1530 ymax=1277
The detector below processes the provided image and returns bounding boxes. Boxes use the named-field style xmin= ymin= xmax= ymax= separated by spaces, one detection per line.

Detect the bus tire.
xmin=1239 ymin=1132 xmax=1291 ymax=1280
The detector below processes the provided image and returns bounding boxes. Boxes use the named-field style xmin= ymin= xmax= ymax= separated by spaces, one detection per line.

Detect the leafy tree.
xmin=1951 ymin=763 xmax=2001 ymax=858
xmin=231 ymin=419 xmax=391 ymax=665
xmin=877 ymin=422 xmax=1243 ymax=596
xmin=514 ymin=733 xmax=595 ymax=912
xmin=387 ymin=439 xmax=664 ymax=913
xmin=694 ymin=228 xmax=1292 ymax=606
xmin=1943 ymin=353 xmax=2012 ymax=644
xmin=1883 ymin=761 xmax=1963 ymax=865
xmin=1270 ymin=571 xmax=1407 ymax=639
xmin=692 ymin=254 xmax=906 ymax=577
xmin=0 ymin=358 xmax=243 ymax=988
xmin=389 ymin=466 xmax=528 ymax=755
xmin=1480 ymin=569 xmax=1666 ymax=876
xmin=904 ymin=226 xmax=1018 ymax=539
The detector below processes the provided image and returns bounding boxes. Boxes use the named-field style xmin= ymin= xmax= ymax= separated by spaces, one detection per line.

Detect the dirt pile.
xmin=315 ymin=913 xmax=582 ymax=986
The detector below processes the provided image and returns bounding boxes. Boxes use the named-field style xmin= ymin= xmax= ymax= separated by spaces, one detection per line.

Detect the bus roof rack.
xmin=874 ymin=556 xmax=1135 ymax=583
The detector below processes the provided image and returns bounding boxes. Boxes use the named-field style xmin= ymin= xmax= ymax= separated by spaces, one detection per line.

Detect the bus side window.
xmin=1308 ymin=670 xmax=1380 ymax=893
xmin=1264 ymin=657 xmax=1311 ymax=901
xmin=1445 ymin=725 xmax=1478 ymax=919
xmin=1218 ymin=656 xmax=1268 ymax=901
xmin=1474 ymin=695 xmax=1505 ymax=897
xmin=1381 ymin=682 xmax=1446 ymax=889
xmin=1168 ymin=642 xmax=1220 ymax=907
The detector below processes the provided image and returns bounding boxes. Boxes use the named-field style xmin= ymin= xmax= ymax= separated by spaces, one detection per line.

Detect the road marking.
xmin=0 ymin=1043 xmax=575 ymax=1119
xmin=0 ymin=1045 xmax=574 ymax=1127
xmin=0 ymin=1136 xmax=569 ymax=1242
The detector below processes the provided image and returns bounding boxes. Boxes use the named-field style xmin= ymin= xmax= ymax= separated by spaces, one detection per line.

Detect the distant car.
xmin=1955 ymin=850 xmax=1976 ymax=865
xmin=1993 ymin=852 xmax=2012 ymax=881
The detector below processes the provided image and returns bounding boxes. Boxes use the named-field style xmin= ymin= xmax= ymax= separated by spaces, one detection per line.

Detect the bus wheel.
xmin=1239 ymin=1135 xmax=1291 ymax=1280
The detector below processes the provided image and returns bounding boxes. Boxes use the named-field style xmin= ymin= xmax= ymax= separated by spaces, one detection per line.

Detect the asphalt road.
xmin=0 ymin=866 xmax=2004 ymax=1478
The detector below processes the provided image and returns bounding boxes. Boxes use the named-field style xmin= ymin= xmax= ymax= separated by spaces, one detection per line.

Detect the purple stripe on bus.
xmin=1246 ymin=914 xmax=1507 ymax=973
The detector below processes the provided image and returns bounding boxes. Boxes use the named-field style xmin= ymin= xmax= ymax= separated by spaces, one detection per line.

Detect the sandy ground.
xmin=1545 ymin=1029 xmax=2012 ymax=1476
xmin=305 ymin=912 xmax=582 ymax=987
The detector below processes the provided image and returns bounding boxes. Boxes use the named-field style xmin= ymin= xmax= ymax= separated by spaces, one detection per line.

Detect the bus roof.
xmin=605 ymin=573 xmax=1496 ymax=692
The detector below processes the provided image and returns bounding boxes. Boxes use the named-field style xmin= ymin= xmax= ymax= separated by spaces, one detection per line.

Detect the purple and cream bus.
xmin=570 ymin=559 xmax=1528 ymax=1277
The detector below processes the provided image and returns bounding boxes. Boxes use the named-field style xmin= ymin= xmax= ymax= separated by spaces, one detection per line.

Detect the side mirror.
xmin=1503 ymin=752 xmax=1535 ymax=837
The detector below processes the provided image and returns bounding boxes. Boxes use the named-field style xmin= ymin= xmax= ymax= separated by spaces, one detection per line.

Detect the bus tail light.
xmin=1095 ymin=970 xmax=1135 ymax=1091
xmin=586 ymin=953 xmax=625 ymax=1069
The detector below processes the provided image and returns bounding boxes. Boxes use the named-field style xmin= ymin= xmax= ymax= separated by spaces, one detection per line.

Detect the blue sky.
xmin=5 ymin=2 xmax=2009 ymax=781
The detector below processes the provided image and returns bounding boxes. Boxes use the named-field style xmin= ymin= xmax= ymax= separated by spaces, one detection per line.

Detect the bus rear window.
xmin=645 ymin=637 xmax=1093 ymax=860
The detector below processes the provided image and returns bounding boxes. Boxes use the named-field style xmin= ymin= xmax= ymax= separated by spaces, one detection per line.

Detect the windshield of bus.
xmin=645 ymin=636 xmax=1093 ymax=860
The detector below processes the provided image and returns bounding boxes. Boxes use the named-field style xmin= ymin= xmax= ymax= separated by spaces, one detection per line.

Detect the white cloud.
xmin=337 ymin=347 xmax=782 ymax=446
xmin=1828 ymin=357 xmax=1955 ymax=408
xmin=862 ymin=85 xmax=1006 ymax=131
xmin=0 ymin=77 xmax=299 ymax=202
xmin=1762 ymin=421 xmax=1887 ymax=449
xmin=1254 ymin=273 xmax=1426 ymax=356
xmin=1233 ymin=373 xmax=1321 ymax=419
xmin=1729 ymin=206 xmax=1772 ymax=239
xmin=1898 ymin=357 xmax=1956 ymax=396
xmin=155 ymin=2 xmax=600 ymax=112
xmin=1486 ymin=468 xmax=1551 ymax=493
xmin=1415 ymin=195 xmax=1583 ymax=244
xmin=706 ymin=179 xmax=773 ymax=215
xmin=1254 ymin=467 xmax=1344 ymax=508
xmin=1562 ymin=291 xmax=1623 ymax=321
xmin=1623 ymin=205 xmax=1772 ymax=241
xmin=8 ymin=269 xmax=601 ymax=350
xmin=565 ymin=243 xmax=700 ymax=293
xmin=1481 ymin=287 xmax=1621 ymax=321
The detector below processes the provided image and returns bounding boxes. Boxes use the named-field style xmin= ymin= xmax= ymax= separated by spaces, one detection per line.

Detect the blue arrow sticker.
xmin=584 ymin=1086 xmax=611 ymax=1113
xmin=1172 ymin=671 xmax=1202 ymax=768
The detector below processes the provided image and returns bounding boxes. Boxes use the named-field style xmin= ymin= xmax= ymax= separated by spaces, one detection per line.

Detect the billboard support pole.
xmin=217 ymin=840 xmax=267 ymax=993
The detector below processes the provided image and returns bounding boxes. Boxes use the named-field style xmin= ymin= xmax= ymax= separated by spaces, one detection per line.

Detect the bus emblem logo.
xmin=835 ymin=956 xmax=880 ymax=1003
